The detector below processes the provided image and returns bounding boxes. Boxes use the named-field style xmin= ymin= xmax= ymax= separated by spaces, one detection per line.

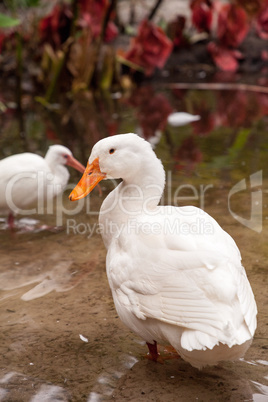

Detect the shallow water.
xmin=0 ymin=85 xmax=268 ymax=401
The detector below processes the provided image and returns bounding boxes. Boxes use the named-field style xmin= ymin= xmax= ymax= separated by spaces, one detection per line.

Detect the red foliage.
xmin=190 ymin=0 xmax=213 ymax=33
xmin=206 ymin=3 xmax=249 ymax=72
xmin=191 ymin=104 xmax=215 ymax=136
xmin=127 ymin=86 xmax=173 ymax=139
xmin=78 ymin=0 xmax=107 ymax=17
xmin=106 ymin=121 xmax=119 ymax=136
xmin=45 ymin=127 xmax=59 ymax=141
xmin=172 ymin=88 xmax=268 ymax=139
xmin=78 ymin=0 xmax=118 ymax=42
xmin=207 ymin=42 xmax=243 ymax=72
xmin=261 ymin=49 xmax=268 ymax=60
xmin=39 ymin=4 xmax=72 ymax=48
xmin=174 ymin=137 xmax=202 ymax=173
xmin=215 ymin=90 xmax=265 ymax=128
xmin=0 ymin=32 xmax=5 ymax=54
xmin=119 ymin=19 xmax=173 ymax=76
xmin=104 ymin=22 xmax=118 ymax=42
xmin=167 ymin=16 xmax=187 ymax=49
xmin=256 ymin=1 xmax=268 ymax=39
xmin=191 ymin=89 xmax=266 ymax=133
xmin=256 ymin=93 xmax=268 ymax=116
xmin=215 ymin=90 xmax=248 ymax=127
xmin=39 ymin=1 xmax=118 ymax=47
xmin=217 ymin=4 xmax=249 ymax=48
xmin=234 ymin=0 xmax=263 ymax=17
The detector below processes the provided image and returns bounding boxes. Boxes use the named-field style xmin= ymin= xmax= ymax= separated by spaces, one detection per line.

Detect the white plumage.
xmin=167 ymin=112 xmax=200 ymax=127
xmin=70 ymin=133 xmax=257 ymax=368
xmin=0 ymin=145 xmax=85 ymax=222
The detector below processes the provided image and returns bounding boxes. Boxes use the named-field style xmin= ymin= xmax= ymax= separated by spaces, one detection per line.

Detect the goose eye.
xmin=64 ymin=154 xmax=68 ymax=159
xmin=109 ymin=148 xmax=115 ymax=154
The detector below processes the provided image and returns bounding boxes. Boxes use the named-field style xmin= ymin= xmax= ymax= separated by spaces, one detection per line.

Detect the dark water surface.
xmin=0 ymin=85 xmax=268 ymax=401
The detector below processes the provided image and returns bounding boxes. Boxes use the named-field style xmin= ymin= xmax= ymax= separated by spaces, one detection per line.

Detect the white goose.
xmin=70 ymin=133 xmax=257 ymax=368
xmin=0 ymin=145 xmax=85 ymax=227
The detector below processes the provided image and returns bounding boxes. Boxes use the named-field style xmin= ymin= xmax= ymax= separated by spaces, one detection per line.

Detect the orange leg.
xmin=7 ymin=212 xmax=15 ymax=231
xmin=146 ymin=341 xmax=159 ymax=362
xmin=145 ymin=341 xmax=180 ymax=363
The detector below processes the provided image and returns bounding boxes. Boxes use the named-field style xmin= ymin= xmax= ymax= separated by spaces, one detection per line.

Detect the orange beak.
xmin=65 ymin=154 xmax=86 ymax=174
xmin=69 ymin=158 xmax=106 ymax=201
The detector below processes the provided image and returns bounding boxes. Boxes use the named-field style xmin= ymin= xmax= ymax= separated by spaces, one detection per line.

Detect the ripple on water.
xmin=87 ymin=353 xmax=139 ymax=401
xmin=252 ymin=381 xmax=268 ymax=401
xmin=0 ymin=372 xmax=69 ymax=401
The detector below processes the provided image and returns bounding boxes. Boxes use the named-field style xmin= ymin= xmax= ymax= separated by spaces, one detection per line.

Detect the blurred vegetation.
xmin=0 ymin=0 xmax=267 ymax=109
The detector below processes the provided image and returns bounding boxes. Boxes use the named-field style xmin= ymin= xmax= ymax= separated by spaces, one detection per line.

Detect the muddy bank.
xmin=0 ymin=177 xmax=267 ymax=401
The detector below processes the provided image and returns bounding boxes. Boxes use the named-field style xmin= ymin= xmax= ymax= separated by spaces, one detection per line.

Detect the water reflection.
xmin=88 ymin=354 xmax=138 ymax=401
xmin=30 ymin=385 xmax=70 ymax=402
xmin=252 ymin=381 xmax=268 ymax=401
xmin=108 ymin=356 xmax=268 ymax=401
xmin=0 ymin=243 xmax=91 ymax=302
xmin=1 ymin=85 xmax=268 ymax=173
xmin=0 ymin=371 xmax=69 ymax=402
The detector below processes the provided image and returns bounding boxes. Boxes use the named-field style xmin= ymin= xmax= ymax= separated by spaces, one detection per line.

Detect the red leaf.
xmin=39 ymin=4 xmax=72 ymax=48
xmin=105 ymin=22 xmax=118 ymax=42
xmin=217 ymin=4 xmax=249 ymax=47
xmin=261 ymin=49 xmax=268 ymax=60
xmin=234 ymin=0 xmax=262 ymax=18
xmin=190 ymin=0 xmax=213 ymax=33
xmin=118 ymin=19 xmax=173 ymax=76
xmin=207 ymin=42 xmax=242 ymax=72
xmin=78 ymin=0 xmax=118 ymax=42
xmin=0 ymin=32 xmax=5 ymax=53
xmin=167 ymin=16 xmax=187 ymax=48
xmin=256 ymin=2 xmax=268 ymax=39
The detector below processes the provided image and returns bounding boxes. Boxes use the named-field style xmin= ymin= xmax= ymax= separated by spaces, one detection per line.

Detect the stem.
xmin=92 ymin=0 xmax=116 ymax=89
xmin=15 ymin=31 xmax=25 ymax=139
xmin=148 ymin=0 xmax=163 ymax=21
xmin=99 ymin=0 xmax=117 ymax=44
xmin=70 ymin=0 xmax=79 ymax=38
xmin=45 ymin=51 xmax=66 ymax=102
xmin=129 ymin=0 xmax=135 ymax=25
xmin=16 ymin=31 xmax=22 ymax=113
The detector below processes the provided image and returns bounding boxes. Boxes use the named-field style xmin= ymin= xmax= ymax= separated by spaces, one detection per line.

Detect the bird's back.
xmin=106 ymin=204 xmax=257 ymax=367
xmin=0 ymin=153 xmax=50 ymax=213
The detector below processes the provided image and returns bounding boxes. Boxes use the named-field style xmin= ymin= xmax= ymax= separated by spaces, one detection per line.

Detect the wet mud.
xmin=0 ymin=177 xmax=267 ymax=401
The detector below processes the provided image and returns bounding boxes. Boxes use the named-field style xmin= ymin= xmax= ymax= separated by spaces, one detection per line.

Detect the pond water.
xmin=0 ymin=85 xmax=268 ymax=401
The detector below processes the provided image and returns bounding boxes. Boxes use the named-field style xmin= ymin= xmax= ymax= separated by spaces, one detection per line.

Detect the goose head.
xmin=69 ymin=133 xmax=165 ymax=201
xmin=45 ymin=145 xmax=85 ymax=173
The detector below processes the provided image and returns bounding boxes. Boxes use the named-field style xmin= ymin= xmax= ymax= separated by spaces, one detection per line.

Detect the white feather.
xmin=167 ymin=112 xmax=201 ymax=127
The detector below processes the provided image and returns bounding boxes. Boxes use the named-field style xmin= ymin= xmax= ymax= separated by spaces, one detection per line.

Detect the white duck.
xmin=0 ymin=145 xmax=85 ymax=228
xmin=69 ymin=133 xmax=257 ymax=368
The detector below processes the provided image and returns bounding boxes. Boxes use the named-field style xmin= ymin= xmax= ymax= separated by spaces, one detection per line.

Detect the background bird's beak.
xmin=69 ymin=158 xmax=106 ymax=201
xmin=65 ymin=155 xmax=85 ymax=174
